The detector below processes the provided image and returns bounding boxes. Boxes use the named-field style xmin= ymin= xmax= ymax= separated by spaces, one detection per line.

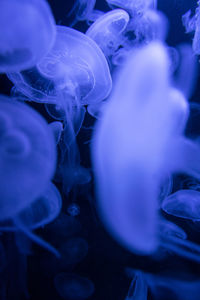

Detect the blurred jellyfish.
xmin=67 ymin=0 xmax=96 ymax=27
xmin=161 ymin=190 xmax=200 ymax=221
xmin=58 ymin=237 xmax=88 ymax=266
xmin=92 ymin=41 xmax=200 ymax=255
xmin=8 ymin=25 xmax=112 ymax=106
xmin=173 ymin=44 xmax=197 ymax=99
xmin=54 ymin=273 xmax=95 ymax=300
xmin=0 ymin=0 xmax=55 ymax=73
xmin=67 ymin=203 xmax=80 ymax=217
xmin=0 ymin=95 xmax=56 ymax=220
xmin=157 ymin=217 xmax=200 ymax=263
xmin=86 ymin=9 xmax=130 ymax=57
xmin=144 ymin=272 xmax=200 ymax=300
xmin=123 ymin=9 xmax=168 ymax=48
xmin=125 ymin=271 xmax=148 ymax=300
xmin=182 ymin=3 xmax=200 ymax=55
xmin=46 ymin=213 xmax=81 ymax=243
xmin=0 ymin=183 xmax=62 ymax=231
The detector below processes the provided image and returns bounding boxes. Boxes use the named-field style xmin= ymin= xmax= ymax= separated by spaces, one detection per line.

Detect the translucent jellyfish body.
xmin=8 ymin=25 xmax=112 ymax=105
xmin=0 ymin=95 xmax=56 ymax=221
xmin=54 ymin=273 xmax=95 ymax=300
xmin=161 ymin=190 xmax=200 ymax=221
xmin=0 ymin=0 xmax=56 ymax=73
xmin=92 ymin=41 xmax=200 ymax=255
xmin=86 ymin=9 xmax=130 ymax=57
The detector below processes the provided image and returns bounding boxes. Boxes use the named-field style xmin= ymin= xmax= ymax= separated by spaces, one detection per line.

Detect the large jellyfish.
xmin=0 ymin=95 xmax=56 ymax=221
xmin=7 ymin=25 xmax=112 ymax=106
xmin=0 ymin=0 xmax=56 ymax=73
xmin=92 ymin=41 xmax=200 ymax=255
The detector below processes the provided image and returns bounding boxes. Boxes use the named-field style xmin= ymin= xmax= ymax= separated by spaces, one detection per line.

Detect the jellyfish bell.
xmin=92 ymin=41 xmax=200 ymax=256
xmin=15 ymin=183 xmax=62 ymax=230
xmin=0 ymin=0 xmax=56 ymax=73
xmin=0 ymin=95 xmax=57 ymax=221
xmin=86 ymin=9 xmax=130 ymax=57
xmin=161 ymin=189 xmax=200 ymax=221
xmin=8 ymin=25 xmax=112 ymax=106
xmin=54 ymin=272 xmax=95 ymax=300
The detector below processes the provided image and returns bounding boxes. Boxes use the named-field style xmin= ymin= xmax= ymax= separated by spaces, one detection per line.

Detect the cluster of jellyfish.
xmin=1 ymin=0 xmax=200 ymax=299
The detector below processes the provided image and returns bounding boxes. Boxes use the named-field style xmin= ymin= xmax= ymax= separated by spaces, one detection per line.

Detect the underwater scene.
xmin=1 ymin=0 xmax=200 ymax=299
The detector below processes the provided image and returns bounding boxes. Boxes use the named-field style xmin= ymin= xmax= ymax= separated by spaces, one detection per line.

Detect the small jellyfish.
xmin=92 ymin=41 xmax=200 ymax=255
xmin=67 ymin=0 xmax=96 ymax=27
xmin=182 ymin=3 xmax=200 ymax=55
xmin=0 ymin=0 xmax=56 ymax=73
xmin=54 ymin=273 xmax=95 ymax=300
xmin=87 ymin=101 xmax=107 ymax=119
xmin=67 ymin=203 xmax=80 ymax=217
xmin=161 ymin=189 xmax=200 ymax=221
xmin=125 ymin=271 xmax=148 ymax=300
xmin=46 ymin=213 xmax=81 ymax=242
xmin=86 ymin=9 xmax=130 ymax=57
xmin=58 ymin=237 xmax=88 ymax=266
xmin=0 ymin=95 xmax=56 ymax=220
xmin=8 ymin=25 xmax=112 ymax=105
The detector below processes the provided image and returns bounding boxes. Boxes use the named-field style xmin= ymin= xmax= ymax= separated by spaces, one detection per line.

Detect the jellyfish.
xmin=54 ymin=273 xmax=95 ymax=300
xmin=45 ymin=213 xmax=81 ymax=244
xmin=58 ymin=237 xmax=88 ymax=266
xmin=123 ymin=9 xmax=168 ymax=48
xmin=0 ymin=0 xmax=56 ymax=73
xmin=182 ymin=3 xmax=200 ymax=55
xmin=67 ymin=0 xmax=96 ymax=27
xmin=8 ymin=25 xmax=112 ymax=106
xmin=92 ymin=41 xmax=200 ymax=255
xmin=0 ymin=95 xmax=56 ymax=220
xmin=144 ymin=272 xmax=200 ymax=300
xmin=161 ymin=190 xmax=200 ymax=221
xmin=0 ymin=183 xmax=62 ymax=231
xmin=86 ymin=9 xmax=130 ymax=57
xmin=125 ymin=271 xmax=148 ymax=300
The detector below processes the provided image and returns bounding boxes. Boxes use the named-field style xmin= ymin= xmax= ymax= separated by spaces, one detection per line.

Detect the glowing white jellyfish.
xmin=92 ymin=41 xmax=200 ymax=255
xmin=86 ymin=9 xmax=130 ymax=57
xmin=0 ymin=0 xmax=56 ymax=73
xmin=8 ymin=25 xmax=112 ymax=106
